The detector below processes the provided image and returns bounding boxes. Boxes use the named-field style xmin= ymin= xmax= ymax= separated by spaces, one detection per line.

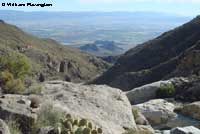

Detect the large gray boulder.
xmin=0 ymin=119 xmax=10 ymax=134
xmin=126 ymin=80 xmax=172 ymax=104
xmin=170 ymin=126 xmax=200 ymax=134
xmin=41 ymin=81 xmax=137 ymax=134
xmin=135 ymin=99 xmax=176 ymax=127
xmin=135 ymin=99 xmax=200 ymax=129
xmin=126 ymin=77 xmax=189 ymax=104
xmin=178 ymin=101 xmax=200 ymax=120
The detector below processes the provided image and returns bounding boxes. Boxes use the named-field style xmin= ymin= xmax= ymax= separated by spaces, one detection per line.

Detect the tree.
xmin=0 ymin=52 xmax=32 ymax=79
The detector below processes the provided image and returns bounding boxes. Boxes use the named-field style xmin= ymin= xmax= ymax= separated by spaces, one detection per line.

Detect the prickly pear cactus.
xmin=60 ymin=113 xmax=103 ymax=134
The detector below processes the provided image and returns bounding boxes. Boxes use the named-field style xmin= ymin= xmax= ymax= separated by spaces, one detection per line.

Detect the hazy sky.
xmin=0 ymin=0 xmax=200 ymax=16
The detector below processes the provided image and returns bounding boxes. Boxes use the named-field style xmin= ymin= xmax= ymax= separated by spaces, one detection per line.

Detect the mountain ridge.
xmin=91 ymin=15 xmax=200 ymax=91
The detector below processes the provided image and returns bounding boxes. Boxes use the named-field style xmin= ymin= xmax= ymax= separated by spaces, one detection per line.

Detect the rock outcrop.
xmin=0 ymin=95 xmax=38 ymax=133
xmin=126 ymin=80 xmax=172 ymax=104
xmin=135 ymin=99 xmax=200 ymax=129
xmin=40 ymin=81 xmax=137 ymax=134
xmin=135 ymin=99 xmax=176 ymax=127
xmin=126 ymin=77 xmax=190 ymax=104
xmin=178 ymin=101 xmax=200 ymax=120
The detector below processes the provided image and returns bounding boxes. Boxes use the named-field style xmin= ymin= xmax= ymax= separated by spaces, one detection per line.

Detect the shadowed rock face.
xmin=92 ymin=16 xmax=200 ymax=91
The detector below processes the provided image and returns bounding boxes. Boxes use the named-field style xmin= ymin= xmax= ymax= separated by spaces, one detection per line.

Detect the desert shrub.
xmin=0 ymin=52 xmax=31 ymax=79
xmin=25 ymin=83 xmax=43 ymax=95
xmin=132 ymin=108 xmax=139 ymax=119
xmin=31 ymin=103 xmax=64 ymax=134
xmin=4 ymin=78 xmax=24 ymax=94
xmin=123 ymin=129 xmax=153 ymax=134
xmin=156 ymin=83 xmax=175 ymax=98
xmin=0 ymin=71 xmax=25 ymax=94
xmin=0 ymin=70 xmax=13 ymax=84
xmin=6 ymin=118 xmax=22 ymax=134
xmin=37 ymin=103 xmax=64 ymax=128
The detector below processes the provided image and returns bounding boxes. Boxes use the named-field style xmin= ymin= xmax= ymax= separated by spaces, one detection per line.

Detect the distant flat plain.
xmin=0 ymin=11 xmax=191 ymax=50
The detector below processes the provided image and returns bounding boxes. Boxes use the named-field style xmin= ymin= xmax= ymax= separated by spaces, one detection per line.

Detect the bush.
xmin=0 ymin=70 xmax=13 ymax=84
xmin=132 ymin=108 xmax=139 ymax=119
xmin=37 ymin=103 xmax=64 ymax=128
xmin=0 ymin=52 xmax=31 ymax=79
xmin=6 ymin=118 xmax=22 ymax=134
xmin=4 ymin=79 xmax=24 ymax=94
xmin=156 ymin=83 xmax=175 ymax=98
xmin=0 ymin=71 xmax=25 ymax=94
xmin=25 ymin=83 xmax=43 ymax=95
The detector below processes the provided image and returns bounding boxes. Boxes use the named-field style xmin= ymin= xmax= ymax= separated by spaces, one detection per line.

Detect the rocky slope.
xmin=92 ymin=16 xmax=200 ymax=91
xmin=0 ymin=20 xmax=109 ymax=82
xmin=0 ymin=81 xmax=137 ymax=134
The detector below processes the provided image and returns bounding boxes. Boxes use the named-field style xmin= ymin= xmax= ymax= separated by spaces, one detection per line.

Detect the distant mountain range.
xmin=92 ymin=16 xmax=200 ymax=91
xmin=0 ymin=10 xmax=191 ymax=50
xmin=79 ymin=40 xmax=124 ymax=56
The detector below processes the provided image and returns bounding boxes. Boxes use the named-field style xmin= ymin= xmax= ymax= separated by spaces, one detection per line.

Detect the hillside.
xmin=0 ymin=20 xmax=109 ymax=82
xmin=79 ymin=40 xmax=124 ymax=56
xmin=92 ymin=16 xmax=200 ymax=91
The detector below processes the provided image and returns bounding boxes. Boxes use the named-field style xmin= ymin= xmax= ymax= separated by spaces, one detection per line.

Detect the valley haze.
xmin=0 ymin=10 xmax=192 ymax=55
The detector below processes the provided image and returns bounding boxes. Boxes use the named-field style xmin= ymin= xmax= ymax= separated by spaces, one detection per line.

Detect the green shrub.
xmin=25 ymin=83 xmax=43 ymax=95
xmin=4 ymin=78 xmax=24 ymax=94
xmin=31 ymin=103 xmax=64 ymax=134
xmin=132 ymin=108 xmax=139 ymax=119
xmin=0 ymin=71 xmax=25 ymax=94
xmin=0 ymin=52 xmax=31 ymax=79
xmin=37 ymin=103 xmax=64 ymax=128
xmin=0 ymin=70 xmax=13 ymax=84
xmin=156 ymin=83 xmax=175 ymax=98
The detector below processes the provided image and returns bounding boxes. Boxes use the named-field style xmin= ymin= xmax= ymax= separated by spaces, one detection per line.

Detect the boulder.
xmin=135 ymin=99 xmax=200 ymax=129
xmin=126 ymin=80 xmax=172 ymax=104
xmin=136 ymin=99 xmax=176 ymax=126
xmin=0 ymin=119 xmax=10 ymax=134
xmin=126 ymin=77 xmax=189 ymax=104
xmin=0 ymin=95 xmax=38 ymax=133
xmin=178 ymin=101 xmax=200 ymax=120
xmin=41 ymin=81 xmax=137 ymax=134
xmin=170 ymin=126 xmax=200 ymax=134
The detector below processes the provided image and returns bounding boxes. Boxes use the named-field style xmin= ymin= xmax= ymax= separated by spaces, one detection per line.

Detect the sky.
xmin=0 ymin=0 xmax=200 ymax=16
